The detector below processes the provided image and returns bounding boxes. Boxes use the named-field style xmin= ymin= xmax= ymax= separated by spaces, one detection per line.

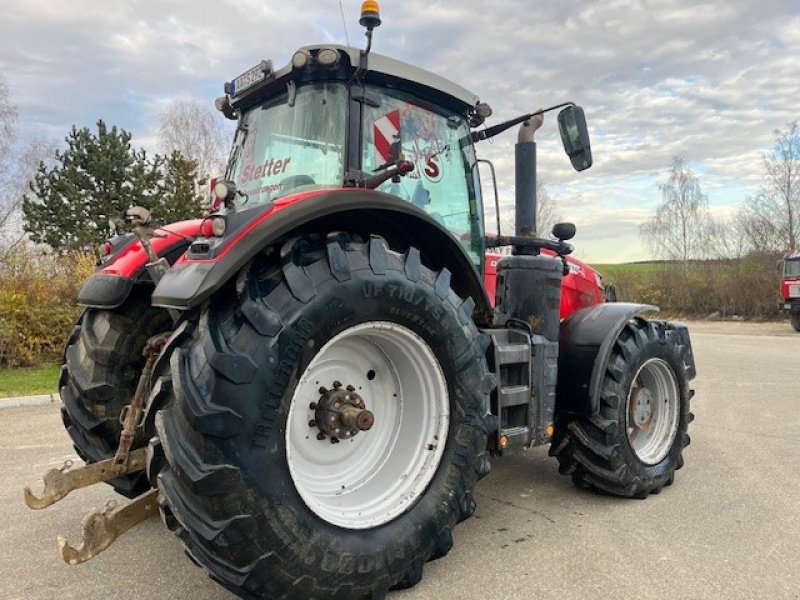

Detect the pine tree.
xmin=22 ymin=120 xmax=162 ymax=252
xmin=154 ymin=151 xmax=206 ymax=225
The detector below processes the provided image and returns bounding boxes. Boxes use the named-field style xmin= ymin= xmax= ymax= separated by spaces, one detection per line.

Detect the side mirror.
xmin=557 ymin=105 xmax=593 ymax=172
xmin=552 ymin=222 xmax=576 ymax=241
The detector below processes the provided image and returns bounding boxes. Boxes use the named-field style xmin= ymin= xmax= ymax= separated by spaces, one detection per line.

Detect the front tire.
xmin=550 ymin=318 xmax=693 ymax=498
xmin=153 ymin=235 xmax=493 ymax=598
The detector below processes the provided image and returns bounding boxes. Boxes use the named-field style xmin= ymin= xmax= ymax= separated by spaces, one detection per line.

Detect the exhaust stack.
xmin=514 ymin=114 xmax=544 ymax=253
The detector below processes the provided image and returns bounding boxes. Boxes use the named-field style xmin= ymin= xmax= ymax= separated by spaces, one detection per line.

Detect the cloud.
xmin=2 ymin=0 xmax=798 ymax=262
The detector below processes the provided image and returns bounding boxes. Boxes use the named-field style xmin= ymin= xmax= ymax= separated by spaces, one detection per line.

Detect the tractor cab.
xmin=215 ymin=31 xmax=592 ymax=273
xmin=217 ymin=45 xmax=487 ymax=264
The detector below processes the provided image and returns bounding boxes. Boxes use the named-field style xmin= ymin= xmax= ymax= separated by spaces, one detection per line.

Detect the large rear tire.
xmin=152 ymin=235 xmax=493 ymax=598
xmin=791 ymin=312 xmax=800 ymax=332
xmin=550 ymin=318 xmax=693 ymax=498
xmin=60 ymin=292 xmax=171 ymax=497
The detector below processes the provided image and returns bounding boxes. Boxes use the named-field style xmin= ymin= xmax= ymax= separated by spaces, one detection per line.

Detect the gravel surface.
xmin=677 ymin=319 xmax=795 ymax=336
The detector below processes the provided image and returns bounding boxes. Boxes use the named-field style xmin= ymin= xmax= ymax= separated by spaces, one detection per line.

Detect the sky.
xmin=1 ymin=0 xmax=798 ymax=262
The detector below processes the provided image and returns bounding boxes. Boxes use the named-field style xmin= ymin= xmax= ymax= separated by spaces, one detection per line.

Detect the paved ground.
xmin=1 ymin=324 xmax=799 ymax=599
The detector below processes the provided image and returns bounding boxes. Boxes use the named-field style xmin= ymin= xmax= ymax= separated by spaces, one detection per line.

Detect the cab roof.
xmin=311 ymin=45 xmax=480 ymax=108
xmin=226 ymin=44 xmax=483 ymax=118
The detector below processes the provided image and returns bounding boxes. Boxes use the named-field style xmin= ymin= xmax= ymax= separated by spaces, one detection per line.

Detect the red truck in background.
xmin=779 ymin=250 xmax=800 ymax=331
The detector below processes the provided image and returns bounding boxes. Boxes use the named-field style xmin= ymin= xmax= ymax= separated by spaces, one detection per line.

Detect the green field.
xmin=0 ymin=364 xmax=60 ymax=398
xmin=591 ymin=261 xmax=662 ymax=277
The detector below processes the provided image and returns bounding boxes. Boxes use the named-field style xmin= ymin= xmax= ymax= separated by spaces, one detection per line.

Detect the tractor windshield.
xmin=227 ymin=82 xmax=347 ymax=205
xmin=361 ymin=87 xmax=484 ymax=265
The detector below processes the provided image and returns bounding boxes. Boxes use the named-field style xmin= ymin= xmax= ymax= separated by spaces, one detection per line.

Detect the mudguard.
xmin=76 ymin=220 xmax=203 ymax=309
xmin=555 ymin=302 xmax=696 ymax=417
xmin=151 ymin=188 xmax=492 ymax=322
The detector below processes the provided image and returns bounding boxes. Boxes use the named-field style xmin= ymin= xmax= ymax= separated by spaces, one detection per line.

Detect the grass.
xmin=592 ymin=261 xmax=663 ymax=276
xmin=0 ymin=364 xmax=60 ymax=398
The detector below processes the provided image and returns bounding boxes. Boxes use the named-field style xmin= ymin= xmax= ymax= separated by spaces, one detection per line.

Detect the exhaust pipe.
xmin=514 ymin=114 xmax=543 ymax=250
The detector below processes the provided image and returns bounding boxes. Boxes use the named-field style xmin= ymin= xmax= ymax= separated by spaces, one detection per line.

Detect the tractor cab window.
xmin=784 ymin=260 xmax=800 ymax=277
xmin=361 ymin=87 xmax=484 ymax=266
xmin=227 ymin=83 xmax=347 ymax=205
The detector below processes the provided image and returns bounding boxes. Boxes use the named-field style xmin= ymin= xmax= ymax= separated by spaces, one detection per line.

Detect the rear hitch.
xmin=58 ymin=490 xmax=158 ymax=565
xmin=23 ymin=448 xmax=147 ymax=510
xmin=24 ymin=334 xmax=166 ymax=510
xmin=23 ymin=332 xmax=169 ymax=563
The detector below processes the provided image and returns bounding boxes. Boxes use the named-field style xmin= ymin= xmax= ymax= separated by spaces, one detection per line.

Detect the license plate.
xmin=233 ymin=60 xmax=272 ymax=96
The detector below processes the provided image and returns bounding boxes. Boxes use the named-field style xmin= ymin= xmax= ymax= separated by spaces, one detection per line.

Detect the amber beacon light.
xmin=360 ymin=0 xmax=381 ymax=29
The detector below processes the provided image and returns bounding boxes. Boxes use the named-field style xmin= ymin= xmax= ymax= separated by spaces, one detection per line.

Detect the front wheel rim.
xmin=625 ymin=358 xmax=680 ymax=465
xmin=286 ymin=321 xmax=449 ymax=529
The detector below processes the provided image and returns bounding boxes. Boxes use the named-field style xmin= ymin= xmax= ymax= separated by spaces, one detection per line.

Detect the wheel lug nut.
xmin=317 ymin=432 xmax=326 ymax=440
xmin=346 ymin=385 xmax=355 ymax=392
xmin=309 ymin=402 xmax=317 ymax=410
xmin=333 ymin=380 xmax=342 ymax=389
xmin=308 ymin=420 xmax=317 ymax=428
xmin=330 ymin=437 xmax=340 ymax=444
xmin=318 ymin=387 xmax=327 ymax=395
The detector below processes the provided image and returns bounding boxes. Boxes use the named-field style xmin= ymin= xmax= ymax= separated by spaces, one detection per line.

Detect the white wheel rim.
xmin=286 ymin=321 xmax=449 ymax=529
xmin=625 ymin=358 xmax=680 ymax=465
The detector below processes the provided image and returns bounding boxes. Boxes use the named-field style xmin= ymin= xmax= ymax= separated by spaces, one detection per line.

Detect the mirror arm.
xmin=472 ymin=102 xmax=575 ymax=143
xmin=485 ymin=234 xmax=573 ymax=256
xmin=362 ymin=161 xmax=415 ymax=189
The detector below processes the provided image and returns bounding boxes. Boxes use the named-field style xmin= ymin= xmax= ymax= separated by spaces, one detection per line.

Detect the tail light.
xmin=200 ymin=216 xmax=226 ymax=238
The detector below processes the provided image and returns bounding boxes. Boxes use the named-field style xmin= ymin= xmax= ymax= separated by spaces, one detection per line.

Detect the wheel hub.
xmin=311 ymin=381 xmax=374 ymax=443
xmin=624 ymin=357 xmax=680 ymax=465
xmin=286 ymin=321 xmax=449 ymax=529
xmin=629 ymin=387 xmax=653 ymax=430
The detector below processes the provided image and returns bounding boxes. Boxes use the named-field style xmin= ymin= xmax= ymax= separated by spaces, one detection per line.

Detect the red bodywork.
xmin=781 ymin=277 xmax=800 ymax=301
xmin=174 ymin=189 xmax=338 ymax=266
xmin=97 ymin=190 xmax=338 ymax=278
xmin=94 ymin=189 xmax=604 ymax=321
xmin=98 ymin=190 xmax=337 ymax=279
xmin=98 ymin=219 xmax=204 ymax=278
xmin=484 ymin=251 xmax=604 ymax=319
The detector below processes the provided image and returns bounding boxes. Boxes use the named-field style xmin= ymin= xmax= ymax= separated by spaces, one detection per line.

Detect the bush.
xmin=0 ymin=247 xmax=94 ymax=367
xmin=608 ymin=255 xmax=781 ymax=319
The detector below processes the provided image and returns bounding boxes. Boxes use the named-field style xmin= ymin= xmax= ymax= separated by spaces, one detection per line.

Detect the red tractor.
xmin=779 ymin=250 xmax=800 ymax=331
xmin=26 ymin=4 xmax=696 ymax=598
